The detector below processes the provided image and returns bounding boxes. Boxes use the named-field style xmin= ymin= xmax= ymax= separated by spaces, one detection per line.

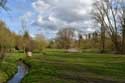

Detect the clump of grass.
xmin=0 ymin=53 xmax=25 ymax=83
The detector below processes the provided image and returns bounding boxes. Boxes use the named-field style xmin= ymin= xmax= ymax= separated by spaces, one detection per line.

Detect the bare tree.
xmin=122 ymin=9 xmax=125 ymax=53
xmin=21 ymin=18 xmax=33 ymax=57
xmin=93 ymin=0 xmax=124 ymax=53
xmin=0 ymin=0 xmax=10 ymax=11
xmin=56 ymin=27 xmax=75 ymax=49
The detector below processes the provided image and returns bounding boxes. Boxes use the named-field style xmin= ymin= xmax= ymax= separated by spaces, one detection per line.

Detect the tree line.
xmin=0 ymin=21 xmax=48 ymax=59
xmin=0 ymin=0 xmax=125 ymax=55
xmin=49 ymin=0 xmax=125 ymax=54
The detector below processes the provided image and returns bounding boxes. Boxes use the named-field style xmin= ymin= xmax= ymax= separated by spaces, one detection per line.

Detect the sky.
xmin=0 ymin=0 xmax=95 ymax=39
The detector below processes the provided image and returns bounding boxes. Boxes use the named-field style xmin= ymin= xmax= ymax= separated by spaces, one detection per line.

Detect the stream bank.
xmin=8 ymin=59 xmax=29 ymax=83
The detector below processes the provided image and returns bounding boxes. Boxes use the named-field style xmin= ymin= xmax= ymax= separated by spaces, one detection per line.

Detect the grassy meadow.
xmin=0 ymin=50 xmax=125 ymax=83
xmin=1 ymin=0 xmax=125 ymax=83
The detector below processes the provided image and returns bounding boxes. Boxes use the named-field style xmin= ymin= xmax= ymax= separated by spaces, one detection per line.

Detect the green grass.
xmin=22 ymin=51 xmax=125 ymax=83
xmin=0 ymin=53 xmax=25 ymax=83
xmin=0 ymin=50 xmax=125 ymax=83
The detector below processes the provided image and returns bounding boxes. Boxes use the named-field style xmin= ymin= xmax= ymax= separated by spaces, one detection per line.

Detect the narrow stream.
xmin=8 ymin=60 xmax=29 ymax=83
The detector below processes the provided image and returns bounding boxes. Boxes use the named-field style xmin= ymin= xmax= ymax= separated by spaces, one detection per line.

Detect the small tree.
xmin=34 ymin=34 xmax=48 ymax=51
xmin=56 ymin=28 xmax=75 ymax=49
xmin=22 ymin=31 xmax=33 ymax=57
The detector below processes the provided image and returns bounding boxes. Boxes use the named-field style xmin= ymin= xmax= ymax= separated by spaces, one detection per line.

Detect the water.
xmin=8 ymin=61 xmax=28 ymax=83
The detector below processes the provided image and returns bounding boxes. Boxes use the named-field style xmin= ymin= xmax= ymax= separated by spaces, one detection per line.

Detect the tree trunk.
xmin=122 ymin=19 xmax=125 ymax=54
xmin=100 ymin=24 xmax=105 ymax=53
xmin=112 ymin=35 xmax=121 ymax=54
xmin=0 ymin=48 xmax=6 ymax=59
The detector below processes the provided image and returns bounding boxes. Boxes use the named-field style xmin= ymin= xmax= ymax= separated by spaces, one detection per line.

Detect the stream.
xmin=8 ymin=60 xmax=29 ymax=83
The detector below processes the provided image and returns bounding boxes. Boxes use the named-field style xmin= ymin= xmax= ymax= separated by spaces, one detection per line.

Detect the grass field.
xmin=22 ymin=50 xmax=125 ymax=83
xmin=0 ymin=53 xmax=25 ymax=83
xmin=0 ymin=50 xmax=125 ymax=83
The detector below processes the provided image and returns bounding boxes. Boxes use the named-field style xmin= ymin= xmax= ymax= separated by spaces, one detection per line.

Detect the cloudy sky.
xmin=0 ymin=0 xmax=95 ymax=39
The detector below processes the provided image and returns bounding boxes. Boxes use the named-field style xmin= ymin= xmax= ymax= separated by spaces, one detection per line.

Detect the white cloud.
xmin=20 ymin=11 xmax=32 ymax=22
xmin=29 ymin=0 xmax=95 ymax=38
xmin=87 ymin=28 xmax=96 ymax=32
xmin=32 ymin=0 xmax=50 ymax=13
xmin=37 ymin=15 xmax=43 ymax=24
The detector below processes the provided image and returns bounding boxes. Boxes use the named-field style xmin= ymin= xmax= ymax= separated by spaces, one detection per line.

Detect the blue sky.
xmin=0 ymin=0 xmax=95 ymax=39
xmin=0 ymin=0 xmax=36 ymax=35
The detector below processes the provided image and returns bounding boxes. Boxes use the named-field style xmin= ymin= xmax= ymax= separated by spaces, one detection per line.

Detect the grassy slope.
xmin=22 ymin=50 xmax=125 ymax=83
xmin=0 ymin=53 xmax=25 ymax=83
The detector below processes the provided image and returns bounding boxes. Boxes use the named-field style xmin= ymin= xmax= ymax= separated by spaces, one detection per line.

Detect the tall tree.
xmin=21 ymin=18 xmax=33 ymax=57
xmin=122 ymin=9 xmax=125 ymax=53
xmin=100 ymin=24 xmax=106 ymax=53
xmin=0 ymin=21 xmax=14 ymax=59
xmin=93 ymin=0 xmax=124 ymax=53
